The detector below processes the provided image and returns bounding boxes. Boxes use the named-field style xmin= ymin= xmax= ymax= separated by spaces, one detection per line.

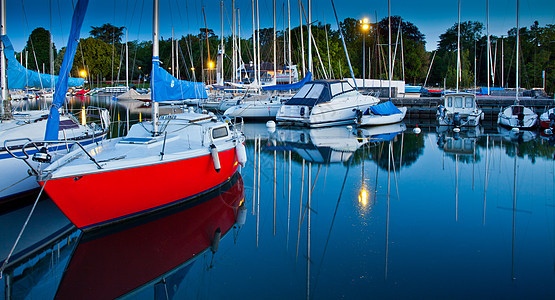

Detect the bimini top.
xmin=285 ymin=80 xmax=355 ymax=107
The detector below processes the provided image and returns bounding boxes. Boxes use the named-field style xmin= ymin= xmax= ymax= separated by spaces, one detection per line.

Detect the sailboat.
xmin=437 ymin=1 xmax=483 ymax=127
xmin=28 ymin=0 xmax=246 ymax=231
xmin=0 ymin=0 xmax=109 ymax=203
xmin=497 ymin=0 xmax=538 ymax=129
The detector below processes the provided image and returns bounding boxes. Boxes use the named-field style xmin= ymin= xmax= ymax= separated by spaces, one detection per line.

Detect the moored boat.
xmin=497 ymin=104 xmax=538 ymax=129
xmin=276 ymin=79 xmax=379 ymax=127
xmin=357 ymin=101 xmax=407 ymax=126
xmin=437 ymin=92 xmax=483 ymax=127
xmin=539 ymin=107 xmax=554 ymax=130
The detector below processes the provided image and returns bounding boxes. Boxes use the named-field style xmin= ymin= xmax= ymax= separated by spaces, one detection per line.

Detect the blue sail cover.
xmin=151 ymin=59 xmax=207 ymax=101
xmin=369 ymin=101 xmax=402 ymax=116
xmin=0 ymin=35 xmax=85 ymax=89
xmin=44 ymin=0 xmax=88 ymax=141
xmin=262 ymin=72 xmax=312 ymax=91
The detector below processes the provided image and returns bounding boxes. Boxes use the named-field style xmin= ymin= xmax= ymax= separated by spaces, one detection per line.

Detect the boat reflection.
xmin=2 ymin=173 xmax=245 ymax=299
xmin=55 ymin=172 xmax=245 ymax=299
xmin=437 ymin=125 xmax=483 ymax=156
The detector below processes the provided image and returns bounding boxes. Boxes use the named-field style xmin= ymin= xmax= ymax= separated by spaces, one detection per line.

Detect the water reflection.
xmin=1 ymin=173 xmax=245 ymax=299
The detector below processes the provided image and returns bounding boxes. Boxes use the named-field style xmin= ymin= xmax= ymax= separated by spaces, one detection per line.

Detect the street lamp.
xmin=359 ymin=18 xmax=370 ymax=88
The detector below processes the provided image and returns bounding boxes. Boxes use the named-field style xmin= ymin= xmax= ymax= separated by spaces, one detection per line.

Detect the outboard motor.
xmin=549 ymin=112 xmax=555 ymax=130
xmin=453 ymin=112 xmax=461 ymax=127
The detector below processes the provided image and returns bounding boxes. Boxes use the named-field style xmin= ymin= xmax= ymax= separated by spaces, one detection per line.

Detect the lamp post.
xmin=360 ymin=18 xmax=370 ymax=88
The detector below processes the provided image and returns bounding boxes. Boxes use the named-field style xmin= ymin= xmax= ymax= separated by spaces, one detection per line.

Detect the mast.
xmin=152 ymin=0 xmax=159 ymax=134
xmin=456 ymin=0 xmax=461 ymax=93
xmin=487 ymin=0 xmax=490 ymax=94
xmin=1 ymin=0 xmax=6 ymax=118
xmin=501 ymin=36 xmax=504 ymax=88
xmin=308 ymin=0 xmax=312 ymax=73
xmin=299 ymin=0 xmax=305 ymax=77
xmin=238 ymin=8 xmax=242 ymax=80
xmin=252 ymin=0 xmax=257 ymax=85
xmin=126 ymin=28 xmax=129 ymax=90
xmin=273 ymin=0 xmax=277 ymax=85
xmin=388 ymin=0 xmax=391 ymax=99
xmin=220 ymin=1 xmax=224 ymax=85
xmin=171 ymin=28 xmax=174 ymax=77
xmin=232 ymin=0 xmax=236 ymax=83
xmin=256 ymin=0 xmax=261 ymax=85
xmin=516 ymin=0 xmax=520 ymax=103
xmin=288 ymin=0 xmax=292 ymax=84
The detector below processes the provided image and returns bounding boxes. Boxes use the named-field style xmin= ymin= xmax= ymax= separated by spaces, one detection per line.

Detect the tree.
xmin=89 ymin=23 xmax=125 ymax=45
xmin=24 ymin=27 xmax=57 ymax=73
xmin=72 ymin=37 xmax=119 ymax=80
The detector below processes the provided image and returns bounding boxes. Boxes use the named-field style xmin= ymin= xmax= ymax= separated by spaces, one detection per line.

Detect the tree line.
xmin=19 ymin=17 xmax=554 ymax=94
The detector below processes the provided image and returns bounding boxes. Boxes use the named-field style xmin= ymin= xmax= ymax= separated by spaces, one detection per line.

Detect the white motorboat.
xmin=276 ymin=79 xmax=379 ymax=127
xmin=539 ymin=107 xmax=554 ymax=130
xmin=357 ymin=101 xmax=407 ymax=126
xmin=437 ymin=93 xmax=483 ymax=127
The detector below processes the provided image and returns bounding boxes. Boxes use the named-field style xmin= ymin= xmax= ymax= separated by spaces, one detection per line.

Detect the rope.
xmin=0 ymin=180 xmax=48 ymax=279
xmin=0 ymin=174 xmax=32 ymax=193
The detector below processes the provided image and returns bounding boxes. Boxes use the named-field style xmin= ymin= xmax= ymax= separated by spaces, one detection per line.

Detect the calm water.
xmin=1 ymin=95 xmax=555 ymax=299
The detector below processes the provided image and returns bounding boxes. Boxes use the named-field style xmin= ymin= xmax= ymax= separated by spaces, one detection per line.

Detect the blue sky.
xmin=5 ymin=0 xmax=555 ymax=52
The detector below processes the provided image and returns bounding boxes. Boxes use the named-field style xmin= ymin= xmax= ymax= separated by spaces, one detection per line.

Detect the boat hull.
xmin=39 ymin=147 xmax=239 ymax=230
xmin=359 ymin=107 xmax=407 ymax=126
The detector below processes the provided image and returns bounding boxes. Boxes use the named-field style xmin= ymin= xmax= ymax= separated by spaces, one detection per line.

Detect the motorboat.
xmin=276 ymin=79 xmax=379 ymax=127
xmin=357 ymin=101 xmax=407 ymax=126
xmin=497 ymin=104 xmax=538 ymax=129
xmin=437 ymin=93 xmax=483 ymax=127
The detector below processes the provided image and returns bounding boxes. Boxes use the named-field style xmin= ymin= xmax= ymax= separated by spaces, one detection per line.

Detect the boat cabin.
xmin=285 ymin=80 xmax=355 ymax=107
xmin=443 ymin=93 xmax=477 ymax=115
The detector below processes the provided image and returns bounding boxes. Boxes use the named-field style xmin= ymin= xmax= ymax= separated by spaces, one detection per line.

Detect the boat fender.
xmin=211 ymin=227 xmax=222 ymax=253
xmin=453 ymin=127 xmax=461 ymax=133
xmin=236 ymin=142 xmax=247 ymax=167
xmin=355 ymin=109 xmax=363 ymax=124
xmin=413 ymin=125 xmax=421 ymax=134
xmin=300 ymin=107 xmax=305 ymax=116
xmin=236 ymin=203 xmax=247 ymax=226
xmin=210 ymin=144 xmax=221 ymax=173
xmin=266 ymin=120 xmax=276 ymax=128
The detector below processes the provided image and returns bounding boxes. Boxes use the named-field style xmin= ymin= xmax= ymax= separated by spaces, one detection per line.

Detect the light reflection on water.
xmin=2 ymin=95 xmax=555 ymax=298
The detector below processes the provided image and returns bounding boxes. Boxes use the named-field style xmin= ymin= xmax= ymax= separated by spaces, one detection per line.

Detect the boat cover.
xmin=0 ymin=35 xmax=85 ymax=89
xmin=45 ymin=0 xmax=88 ymax=141
xmin=369 ymin=101 xmax=402 ymax=116
xmin=151 ymin=59 xmax=207 ymax=101
xmin=261 ymin=72 xmax=311 ymax=91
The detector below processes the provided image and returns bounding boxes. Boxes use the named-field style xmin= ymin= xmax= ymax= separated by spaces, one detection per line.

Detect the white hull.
xmin=359 ymin=107 xmax=407 ymax=126
xmin=224 ymin=95 xmax=288 ymax=119
xmin=497 ymin=105 xmax=538 ymax=129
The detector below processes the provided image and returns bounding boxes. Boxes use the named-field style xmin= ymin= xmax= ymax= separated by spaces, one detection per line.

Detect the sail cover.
xmin=44 ymin=0 xmax=88 ymax=141
xmin=262 ymin=72 xmax=312 ymax=91
xmin=369 ymin=101 xmax=402 ymax=116
xmin=151 ymin=59 xmax=207 ymax=101
xmin=0 ymin=35 xmax=85 ymax=89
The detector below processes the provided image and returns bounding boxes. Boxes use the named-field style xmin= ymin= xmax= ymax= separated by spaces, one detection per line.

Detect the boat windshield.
xmin=465 ymin=97 xmax=474 ymax=108
xmin=285 ymin=83 xmax=331 ymax=106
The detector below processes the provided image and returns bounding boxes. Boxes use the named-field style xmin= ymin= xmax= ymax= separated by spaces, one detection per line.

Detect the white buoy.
xmin=544 ymin=128 xmax=553 ymax=135
xmin=236 ymin=204 xmax=247 ymax=227
xmin=413 ymin=126 xmax=421 ymax=134
xmin=210 ymin=144 xmax=221 ymax=173
xmin=453 ymin=127 xmax=461 ymax=133
xmin=211 ymin=227 xmax=222 ymax=253
xmin=236 ymin=142 xmax=247 ymax=167
xmin=346 ymin=125 xmax=353 ymax=130
xmin=511 ymin=127 xmax=520 ymax=133
xmin=266 ymin=120 xmax=276 ymax=128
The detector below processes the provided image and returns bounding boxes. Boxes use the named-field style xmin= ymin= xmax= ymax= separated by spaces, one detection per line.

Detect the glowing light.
xmin=80 ymin=70 xmax=87 ymax=78
xmin=360 ymin=18 xmax=370 ymax=31
xmin=208 ymin=61 xmax=214 ymax=69
xmin=358 ymin=189 xmax=368 ymax=206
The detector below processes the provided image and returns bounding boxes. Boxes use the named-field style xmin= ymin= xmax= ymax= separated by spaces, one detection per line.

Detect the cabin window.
xmin=306 ymin=84 xmax=324 ymax=99
xmin=342 ymin=82 xmax=354 ymax=93
xmin=454 ymin=97 xmax=463 ymax=108
xmin=465 ymin=97 xmax=474 ymax=108
xmin=331 ymin=83 xmax=343 ymax=96
xmin=295 ymin=84 xmax=313 ymax=98
xmin=212 ymin=126 xmax=228 ymax=139
xmin=447 ymin=97 xmax=453 ymax=107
